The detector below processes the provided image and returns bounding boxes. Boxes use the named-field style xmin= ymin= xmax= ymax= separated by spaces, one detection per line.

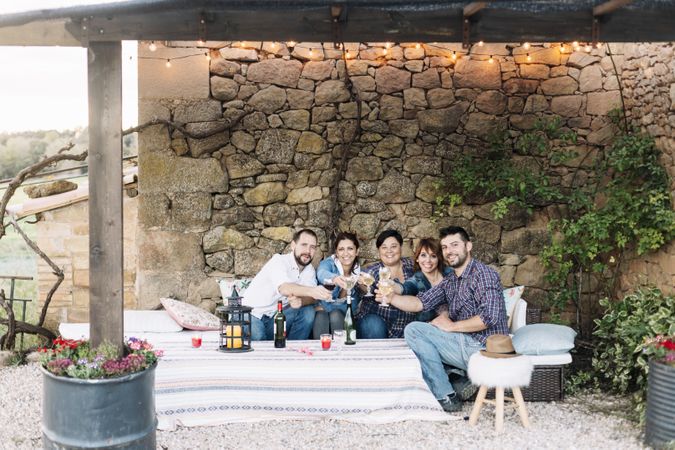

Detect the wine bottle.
xmin=273 ymin=300 xmax=286 ymax=348
xmin=344 ymin=296 xmax=356 ymax=345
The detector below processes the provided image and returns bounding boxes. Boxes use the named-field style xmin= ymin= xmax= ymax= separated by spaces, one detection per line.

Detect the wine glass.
xmin=333 ymin=330 xmax=346 ymax=356
xmin=379 ymin=266 xmax=391 ymax=281
xmin=360 ymin=272 xmax=375 ymax=298
xmin=378 ymin=279 xmax=393 ymax=307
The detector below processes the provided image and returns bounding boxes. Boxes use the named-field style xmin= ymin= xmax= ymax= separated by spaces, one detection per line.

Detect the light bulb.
xmin=165 ymin=59 xmax=171 ymax=68
xmin=585 ymin=44 xmax=592 ymax=52
xmin=572 ymin=41 xmax=579 ymax=48
xmin=148 ymin=41 xmax=157 ymax=52
xmin=595 ymin=42 xmax=603 ymax=49
xmin=415 ymin=43 xmax=420 ymax=49
xmin=488 ymin=56 xmax=494 ymax=64
xmin=559 ymin=43 xmax=565 ymax=52
xmin=205 ymin=52 xmax=211 ymax=61
xmin=383 ymin=48 xmax=388 ymax=55
xmin=451 ymin=51 xmax=457 ymax=61
xmin=523 ymin=42 xmax=530 ymax=50
xmin=270 ymin=42 xmax=277 ymax=48
xmin=288 ymin=40 xmax=296 ymax=47
xmin=197 ymin=39 xmax=205 ymax=46
xmin=478 ymin=40 xmax=484 ymax=47
xmin=309 ymin=48 xmax=314 ymax=56
xmin=526 ymin=53 xmax=532 ymax=62
xmin=385 ymin=42 xmax=391 ymax=49
xmin=345 ymin=50 xmax=351 ymax=58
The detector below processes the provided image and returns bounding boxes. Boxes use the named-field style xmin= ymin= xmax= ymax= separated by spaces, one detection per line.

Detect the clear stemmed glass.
xmin=360 ymin=272 xmax=375 ymax=298
xmin=333 ymin=330 xmax=346 ymax=356
xmin=342 ymin=274 xmax=358 ymax=301
xmin=378 ymin=279 xmax=393 ymax=307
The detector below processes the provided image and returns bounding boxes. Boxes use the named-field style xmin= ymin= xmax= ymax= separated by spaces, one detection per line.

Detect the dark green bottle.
xmin=273 ymin=300 xmax=286 ymax=348
xmin=344 ymin=296 xmax=356 ymax=345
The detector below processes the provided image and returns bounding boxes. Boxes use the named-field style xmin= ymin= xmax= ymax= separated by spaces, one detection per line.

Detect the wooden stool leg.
xmin=512 ymin=386 xmax=530 ymax=428
xmin=495 ymin=387 xmax=505 ymax=433
xmin=468 ymin=386 xmax=488 ymax=426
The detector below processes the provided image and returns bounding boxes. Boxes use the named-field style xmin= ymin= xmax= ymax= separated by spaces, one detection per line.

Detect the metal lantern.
xmin=216 ymin=286 xmax=253 ymax=353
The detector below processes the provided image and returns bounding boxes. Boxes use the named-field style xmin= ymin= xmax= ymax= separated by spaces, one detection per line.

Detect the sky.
xmin=0 ymin=2 xmax=138 ymax=132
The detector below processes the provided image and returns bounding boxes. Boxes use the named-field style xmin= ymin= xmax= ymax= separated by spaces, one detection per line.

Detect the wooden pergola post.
xmin=87 ymin=41 xmax=124 ymax=351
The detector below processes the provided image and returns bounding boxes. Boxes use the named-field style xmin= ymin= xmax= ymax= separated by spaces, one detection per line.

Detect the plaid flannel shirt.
xmin=356 ymin=257 xmax=415 ymax=338
xmin=419 ymin=258 xmax=508 ymax=344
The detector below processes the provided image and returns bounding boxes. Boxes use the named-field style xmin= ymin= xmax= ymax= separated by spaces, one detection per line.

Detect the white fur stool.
xmin=467 ymin=351 xmax=533 ymax=432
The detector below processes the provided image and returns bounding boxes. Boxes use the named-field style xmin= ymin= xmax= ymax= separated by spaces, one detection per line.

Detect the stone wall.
xmin=36 ymin=192 xmax=139 ymax=329
xmin=137 ymin=41 xmax=674 ymax=328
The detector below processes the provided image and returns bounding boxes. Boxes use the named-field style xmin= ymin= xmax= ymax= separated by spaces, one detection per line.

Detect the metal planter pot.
xmin=42 ymin=363 xmax=157 ymax=450
xmin=645 ymin=360 xmax=675 ymax=449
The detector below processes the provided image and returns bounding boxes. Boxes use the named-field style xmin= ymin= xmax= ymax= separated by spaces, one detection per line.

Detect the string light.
xmin=382 ymin=48 xmax=388 ymax=55
xmin=595 ymin=42 xmax=603 ymax=49
xmin=204 ymin=52 xmax=211 ymax=61
xmin=345 ymin=50 xmax=351 ymax=58
xmin=523 ymin=42 xmax=530 ymax=50
xmin=165 ymin=59 xmax=171 ymax=68
xmin=415 ymin=43 xmax=421 ymax=49
xmin=197 ymin=39 xmax=205 ymax=46
xmin=559 ymin=42 xmax=565 ymax=52
xmin=572 ymin=41 xmax=579 ymax=51
xmin=585 ymin=44 xmax=592 ymax=52
xmin=288 ymin=40 xmax=296 ymax=47
xmin=385 ymin=42 xmax=391 ymax=49
xmin=308 ymin=48 xmax=314 ymax=57
xmin=270 ymin=42 xmax=277 ymax=49
xmin=451 ymin=50 xmax=457 ymax=61
xmin=477 ymin=40 xmax=484 ymax=46
xmin=526 ymin=53 xmax=532 ymax=62
xmin=488 ymin=55 xmax=494 ymax=64
xmin=148 ymin=41 xmax=157 ymax=52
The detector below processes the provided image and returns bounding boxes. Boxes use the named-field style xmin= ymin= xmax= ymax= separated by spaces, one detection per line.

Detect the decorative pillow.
xmin=160 ymin=298 xmax=220 ymax=331
xmin=218 ymin=278 xmax=253 ymax=301
xmin=503 ymin=285 xmax=525 ymax=318
xmin=512 ymin=323 xmax=577 ymax=355
xmin=124 ymin=310 xmax=183 ymax=333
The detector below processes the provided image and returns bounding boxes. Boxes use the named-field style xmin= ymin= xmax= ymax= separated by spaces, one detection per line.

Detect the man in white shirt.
xmin=243 ymin=228 xmax=333 ymax=340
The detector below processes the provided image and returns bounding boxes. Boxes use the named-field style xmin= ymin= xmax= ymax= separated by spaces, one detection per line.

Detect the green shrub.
xmin=591 ymin=287 xmax=675 ymax=420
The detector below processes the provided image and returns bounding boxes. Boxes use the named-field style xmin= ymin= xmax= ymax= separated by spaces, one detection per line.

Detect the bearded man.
xmin=384 ymin=226 xmax=508 ymax=412
xmin=243 ymin=228 xmax=332 ymax=341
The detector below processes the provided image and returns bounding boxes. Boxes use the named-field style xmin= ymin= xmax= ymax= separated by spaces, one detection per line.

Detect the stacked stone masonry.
xmin=129 ymin=41 xmax=674 ymax=328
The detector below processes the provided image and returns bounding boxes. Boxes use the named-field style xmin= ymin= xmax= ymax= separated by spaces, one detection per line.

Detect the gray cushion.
xmin=512 ymin=323 xmax=576 ymax=355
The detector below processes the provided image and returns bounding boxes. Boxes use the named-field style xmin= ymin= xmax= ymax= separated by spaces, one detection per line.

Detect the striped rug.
xmin=153 ymin=333 xmax=456 ymax=430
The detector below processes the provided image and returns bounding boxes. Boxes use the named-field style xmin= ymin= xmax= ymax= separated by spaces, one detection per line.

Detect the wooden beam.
xmin=87 ymin=41 xmax=124 ymax=351
xmin=464 ymin=2 xmax=487 ymax=18
xmin=593 ymin=0 xmax=633 ymax=16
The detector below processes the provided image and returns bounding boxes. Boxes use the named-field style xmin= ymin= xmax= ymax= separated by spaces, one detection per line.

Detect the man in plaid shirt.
xmin=384 ymin=226 xmax=508 ymax=413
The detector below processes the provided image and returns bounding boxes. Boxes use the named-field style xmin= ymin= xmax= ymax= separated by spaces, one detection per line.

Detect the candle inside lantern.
xmin=320 ymin=333 xmax=332 ymax=351
xmin=225 ymin=325 xmax=243 ymax=349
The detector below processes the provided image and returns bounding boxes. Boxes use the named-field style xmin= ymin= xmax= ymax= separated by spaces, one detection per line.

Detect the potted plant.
xmin=641 ymin=335 xmax=675 ymax=448
xmin=39 ymin=337 xmax=163 ymax=450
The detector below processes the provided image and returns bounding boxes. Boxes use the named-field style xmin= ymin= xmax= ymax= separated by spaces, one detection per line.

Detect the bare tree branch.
xmin=0 ymin=318 xmax=56 ymax=342
xmin=9 ymin=216 xmax=64 ymax=328
xmin=0 ymin=290 xmax=16 ymax=350
xmin=122 ymin=116 xmax=243 ymax=139
xmin=1 ymin=146 xmax=88 ymax=240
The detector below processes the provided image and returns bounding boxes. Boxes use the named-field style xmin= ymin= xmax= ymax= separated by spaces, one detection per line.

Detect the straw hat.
xmin=480 ymin=334 xmax=519 ymax=358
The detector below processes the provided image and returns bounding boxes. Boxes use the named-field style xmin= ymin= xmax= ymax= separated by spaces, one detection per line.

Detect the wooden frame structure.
xmin=0 ymin=0 xmax=673 ymax=348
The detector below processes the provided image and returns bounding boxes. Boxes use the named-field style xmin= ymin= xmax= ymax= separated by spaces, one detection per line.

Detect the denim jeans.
xmin=356 ymin=313 xmax=388 ymax=339
xmin=251 ymin=304 xmax=316 ymax=341
xmin=404 ymin=321 xmax=484 ymax=400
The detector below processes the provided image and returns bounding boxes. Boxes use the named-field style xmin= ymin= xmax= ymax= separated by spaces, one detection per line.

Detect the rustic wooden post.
xmin=87 ymin=41 xmax=124 ymax=351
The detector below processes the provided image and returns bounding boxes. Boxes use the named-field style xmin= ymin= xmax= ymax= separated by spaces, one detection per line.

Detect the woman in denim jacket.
xmin=314 ymin=231 xmax=361 ymax=338
xmin=397 ymin=238 xmax=452 ymax=323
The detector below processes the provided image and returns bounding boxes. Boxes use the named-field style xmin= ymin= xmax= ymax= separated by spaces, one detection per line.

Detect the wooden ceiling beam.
xmin=463 ymin=2 xmax=487 ymax=18
xmin=593 ymin=0 xmax=633 ymax=16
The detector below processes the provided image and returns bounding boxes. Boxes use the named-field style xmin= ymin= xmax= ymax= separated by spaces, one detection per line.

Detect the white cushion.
xmin=510 ymin=298 xmax=528 ymax=333
xmin=468 ymin=353 xmax=533 ymax=388
xmin=527 ymin=352 xmax=572 ymax=366
xmin=160 ymin=297 xmax=220 ymax=331
xmin=124 ymin=310 xmax=183 ymax=333
xmin=218 ymin=278 xmax=253 ymax=301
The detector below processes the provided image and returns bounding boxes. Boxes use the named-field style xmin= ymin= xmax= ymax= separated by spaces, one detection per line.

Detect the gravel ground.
xmin=0 ymin=363 xmax=647 ymax=450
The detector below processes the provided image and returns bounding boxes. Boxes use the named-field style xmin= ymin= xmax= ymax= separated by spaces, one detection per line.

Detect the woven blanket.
xmin=152 ymin=333 xmax=455 ymax=430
